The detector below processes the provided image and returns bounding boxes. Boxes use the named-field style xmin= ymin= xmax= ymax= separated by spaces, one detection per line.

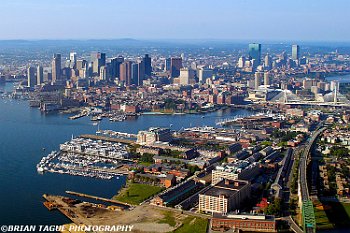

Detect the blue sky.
xmin=1 ymin=0 xmax=349 ymax=41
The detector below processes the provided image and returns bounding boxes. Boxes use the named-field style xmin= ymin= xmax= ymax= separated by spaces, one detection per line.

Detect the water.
xmin=326 ymin=74 xmax=350 ymax=83
xmin=0 ymin=82 xmax=254 ymax=226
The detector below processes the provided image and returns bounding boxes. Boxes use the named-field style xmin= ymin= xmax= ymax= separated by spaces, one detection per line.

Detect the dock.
xmin=65 ymin=190 xmax=133 ymax=208
xmin=80 ymin=134 xmax=136 ymax=145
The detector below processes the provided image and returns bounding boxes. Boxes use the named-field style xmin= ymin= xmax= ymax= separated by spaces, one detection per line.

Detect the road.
xmin=299 ymin=127 xmax=326 ymax=201
xmin=298 ymin=127 xmax=326 ymax=233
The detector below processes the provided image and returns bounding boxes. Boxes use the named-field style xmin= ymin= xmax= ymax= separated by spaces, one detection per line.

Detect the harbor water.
xmin=0 ymin=82 xmax=254 ymax=226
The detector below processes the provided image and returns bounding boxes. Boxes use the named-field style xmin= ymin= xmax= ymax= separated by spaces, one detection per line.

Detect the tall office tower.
xmin=292 ymin=44 xmax=300 ymax=60
xmin=263 ymin=71 xmax=270 ymax=85
xmin=248 ymin=43 xmax=262 ymax=66
xmin=99 ymin=66 xmax=107 ymax=81
xmin=27 ymin=66 xmax=36 ymax=87
xmin=179 ymin=68 xmax=195 ymax=85
xmin=164 ymin=58 xmax=171 ymax=71
xmin=254 ymin=72 xmax=262 ymax=90
xmin=110 ymin=56 xmax=124 ymax=80
xmin=52 ymin=53 xmax=61 ymax=84
xmin=143 ymin=54 xmax=152 ymax=78
xmin=131 ymin=61 xmax=147 ymax=86
xmin=170 ymin=57 xmax=183 ymax=78
xmin=238 ymin=56 xmax=245 ymax=68
xmin=91 ymin=52 xmax=106 ymax=75
xmin=36 ymin=65 xmax=44 ymax=85
xmin=69 ymin=52 xmax=77 ymax=69
xmin=264 ymin=53 xmax=272 ymax=70
xmin=131 ymin=63 xmax=139 ymax=86
xmin=198 ymin=67 xmax=213 ymax=83
xmin=119 ymin=61 xmax=133 ymax=86
xmin=137 ymin=60 xmax=145 ymax=86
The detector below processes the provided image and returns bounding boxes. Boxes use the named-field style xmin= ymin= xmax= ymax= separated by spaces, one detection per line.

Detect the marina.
xmin=36 ymin=137 xmax=131 ymax=180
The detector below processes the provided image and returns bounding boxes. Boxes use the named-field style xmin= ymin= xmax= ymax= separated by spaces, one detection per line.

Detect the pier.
xmin=80 ymin=134 xmax=136 ymax=145
xmin=65 ymin=190 xmax=133 ymax=208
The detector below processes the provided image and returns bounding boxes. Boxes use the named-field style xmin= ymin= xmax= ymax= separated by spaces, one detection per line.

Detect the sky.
xmin=1 ymin=0 xmax=349 ymax=42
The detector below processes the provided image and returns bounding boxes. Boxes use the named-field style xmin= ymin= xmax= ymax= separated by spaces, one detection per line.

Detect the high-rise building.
xmin=248 ymin=43 xmax=261 ymax=66
xmin=164 ymin=58 xmax=171 ymax=71
xmin=254 ymin=72 xmax=262 ymax=90
xmin=170 ymin=57 xmax=182 ymax=78
xmin=91 ymin=52 xmax=106 ymax=75
xmin=27 ymin=66 xmax=36 ymax=87
xmin=36 ymin=65 xmax=44 ymax=85
xmin=52 ymin=53 xmax=61 ymax=84
xmin=264 ymin=53 xmax=272 ymax=70
xmin=198 ymin=67 xmax=213 ymax=83
xmin=110 ymin=56 xmax=124 ymax=80
xmin=137 ymin=61 xmax=145 ymax=86
xmin=264 ymin=72 xmax=270 ymax=86
xmin=130 ymin=61 xmax=146 ymax=86
xmin=292 ymin=45 xmax=300 ymax=60
xmin=238 ymin=56 xmax=246 ymax=68
xmin=120 ymin=61 xmax=133 ymax=86
xmin=99 ymin=66 xmax=107 ymax=81
xmin=143 ymin=54 xmax=152 ymax=78
xmin=179 ymin=68 xmax=195 ymax=85
xmin=69 ymin=52 xmax=77 ymax=69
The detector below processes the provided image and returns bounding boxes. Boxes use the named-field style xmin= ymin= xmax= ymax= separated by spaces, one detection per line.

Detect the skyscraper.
xmin=264 ymin=53 xmax=272 ymax=70
xmin=254 ymin=72 xmax=262 ymax=90
xmin=129 ymin=60 xmax=146 ymax=86
xmin=238 ymin=56 xmax=246 ymax=68
xmin=37 ymin=65 xmax=44 ymax=85
xmin=52 ymin=53 xmax=61 ymax=84
xmin=120 ymin=61 xmax=133 ymax=86
xmin=292 ymin=45 xmax=300 ymax=60
xmin=170 ymin=57 xmax=182 ymax=78
xmin=165 ymin=58 xmax=171 ymax=71
xmin=143 ymin=54 xmax=152 ymax=78
xmin=27 ymin=66 xmax=36 ymax=87
xmin=69 ymin=52 xmax=77 ymax=69
xmin=264 ymin=72 xmax=270 ymax=85
xmin=99 ymin=66 xmax=107 ymax=81
xmin=91 ymin=52 xmax=106 ymax=75
xmin=110 ymin=56 xmax=124 ymax=80
xmin=249 ymin=43 xmax=262 ymax=66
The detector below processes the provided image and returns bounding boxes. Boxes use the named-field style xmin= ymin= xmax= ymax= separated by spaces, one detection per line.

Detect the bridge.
xmin=298 ymin=127 xmax=326 ymax=233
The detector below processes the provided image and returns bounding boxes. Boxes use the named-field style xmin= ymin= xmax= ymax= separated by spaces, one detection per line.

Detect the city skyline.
xmin=0 ymin=0 xmax=349 ymax=42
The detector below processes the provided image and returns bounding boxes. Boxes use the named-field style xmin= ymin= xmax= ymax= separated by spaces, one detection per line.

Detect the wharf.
xmin=65 ymin=190 xmax=133 ymax=208
xmin=80 ymin=134 xmax=135 ymax=145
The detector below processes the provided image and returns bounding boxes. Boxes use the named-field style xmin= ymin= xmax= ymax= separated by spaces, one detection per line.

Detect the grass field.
xmin=314 ymin=200 xmax=334 ymax=230
xmin=173 ymin=216 xmax=208 ymax=233
xmin=114 ymin=182 xmax=164 ymax=205
xmin=158 ymin=211 xmax=177 ymax=227
xmin=314 ymin=200 xmax=350 ymax=230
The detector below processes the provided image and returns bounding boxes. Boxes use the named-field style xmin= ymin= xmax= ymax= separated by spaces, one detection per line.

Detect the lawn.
xmin=158 ymin=211 xmax=177 ymax=227
xmin=114 ymin=182 xmax=164 ymax=205
xmin=315 ymin=201 xmax=350 ymax=229
xmin=313 ymin=200 xmax=334 ymax=230
xmin=172 ymin=216 xmax=208 ymax=233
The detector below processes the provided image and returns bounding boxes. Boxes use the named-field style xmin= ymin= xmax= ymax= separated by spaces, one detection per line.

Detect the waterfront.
xmin=0 ymin=82 xmax=254 ymax=226
xmin=326 ymin=74 xmax=350 ymax=83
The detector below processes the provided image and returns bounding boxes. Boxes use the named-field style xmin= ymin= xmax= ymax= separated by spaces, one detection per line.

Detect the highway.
xmin=298 ymin=126 xmax=326 ymax=233
xmin=299 ymin=127 xmax=326 ymax=201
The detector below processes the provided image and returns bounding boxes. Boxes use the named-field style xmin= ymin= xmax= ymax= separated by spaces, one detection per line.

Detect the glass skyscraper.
xmin=248 ymin=43 xmax=262 ymax=66
xmin=292 ymin=44 xmax=300 ymax=60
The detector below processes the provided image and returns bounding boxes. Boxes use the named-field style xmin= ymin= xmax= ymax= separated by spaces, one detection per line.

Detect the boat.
xmin=37 ymin=167 xmax=44 ymax=173
xmin=91 ymin=116 xmax=102 ymax=121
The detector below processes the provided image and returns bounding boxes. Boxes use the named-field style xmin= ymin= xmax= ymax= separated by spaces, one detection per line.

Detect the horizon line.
xmin=0 ymin=38 xmax=350 ymax=44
